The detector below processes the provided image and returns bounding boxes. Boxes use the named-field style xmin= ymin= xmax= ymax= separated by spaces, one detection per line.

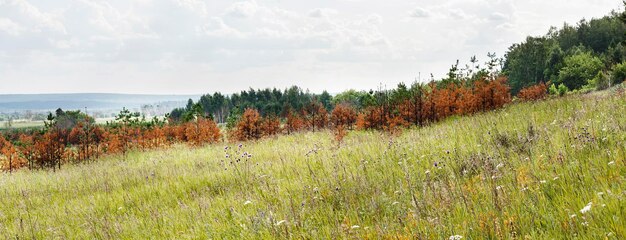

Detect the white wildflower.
xmin=425 ymin=170 xmax=431 ymax=174
xmin=580 ymin=202 xmax=592 ymax=214
xmin=597 ymin=192 xmax=604 ymax=196
xmin=581 ymin=221 xmax=589 ymax=226
xmin=243 ymin=200 xmax=252 ymax=205
xmin=351 ymin=225 xmax=360 ymax=229
xmin=392 ymin=201 xmax=400 ymax=206
xmin=496 ymin=186 xmax=503 ymax=190
xmin=540 ymin=180 xmax=547 ymax=184
xmin=496 ymin=163 xmax=504 ymax=169
xmin=570 ymin=214 xmax=576 ymax=218
xmin=275 ymin=220 xmax=286 ymax=226
xmin=553 ymin=176 xmax=559 ymax=181
xmin=608 ymin=161 xmax=615 ymax=165
xmin=449 ymin=235 xmax=463 ymax=240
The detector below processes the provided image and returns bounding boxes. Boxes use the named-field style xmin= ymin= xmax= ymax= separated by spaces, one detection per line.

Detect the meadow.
xmin=0 ymin=90 xmax=624 ymax=239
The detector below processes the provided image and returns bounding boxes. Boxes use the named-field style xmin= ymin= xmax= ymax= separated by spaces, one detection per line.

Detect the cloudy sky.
xmin=0 ymin=0 xmax=622 ymax=94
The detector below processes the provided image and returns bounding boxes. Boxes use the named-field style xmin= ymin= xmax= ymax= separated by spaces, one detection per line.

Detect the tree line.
xmin=503 ymin=8 xmax=626 ymax=94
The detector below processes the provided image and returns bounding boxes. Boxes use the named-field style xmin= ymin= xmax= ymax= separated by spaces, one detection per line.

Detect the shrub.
xmin=557 ymin=83 xmax=569 ymax=96
xmin=517 ymin=82 xmax=548 ymax=101
xmin=611 ymin=61 xmax=626 ymax=85
xmin=549 ymin=84 xmax=557 ymax=95
xmin=231 ymin=108 xmax=262 ymax=142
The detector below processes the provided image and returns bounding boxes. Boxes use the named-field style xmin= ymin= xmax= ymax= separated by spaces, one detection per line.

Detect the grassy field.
xmin=0 ymin=91 xmax=624 ymax=239
xmin=0 ymin=120 xmax=45 ymax=129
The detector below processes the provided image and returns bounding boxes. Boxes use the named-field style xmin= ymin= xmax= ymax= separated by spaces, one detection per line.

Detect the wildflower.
xmin=608 ymin=161 xmax=615 ymax=165
xmin=570 ymin=214 xmax=576 ymax=218
xmin=392 ymin=201 xmax=400 ymax=206
xmin=496 ymin=186 xmax=502 ymax=190
xmin=597 ymin=192 xmax=604 ymax=196
xmin=351 ymin=225 xmax=360 ymax=229
xmin=449 ymin=235 xmax=463 ymax=240
xmin=553 ymin=176 xmax=559 ymax=181
xmin=243 ymin=200 xmax=252 ymax=205
xmin=581 ymin=221 xmax=589 ymax=226
xmin=224 ymin=146 xmax=229 ymax=150
xmin=238 ymin=143 xmax=243 ymax=148
xmin=425 ymin=170 xmax=431 ymax=174
xmin=540 ymin=180 xmax=546 ymax=184
xmin=496 ymin=163 xmax=504 ymax=169
xmin=580 ymin=202 xmax=592 ymax=214
xmin=275 ymin=220 xmax=286 ymax=226
xmin=225 ymin=154 xmax=230 ymax=158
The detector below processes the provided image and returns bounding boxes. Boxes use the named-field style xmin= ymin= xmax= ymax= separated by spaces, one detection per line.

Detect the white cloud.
xmin=308 ymin=8 xmax=338 ymax=18
xmin=0 ymin=17 xmax=23 ymax=35
xmin=409 ymin=7 xmax=430 ymax=18
xmin=226 ymin=0 xmax=258 ymax=18
xmin=0 ymin=0 xmax=620 ymax=94
xmin=0 ymin=0 xmax=66 ymax=34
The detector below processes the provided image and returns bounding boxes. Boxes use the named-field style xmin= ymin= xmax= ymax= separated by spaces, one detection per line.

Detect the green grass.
xmin=1 ymin=92 xmax=625 ymax=239
xmin=0 ymin=120 xmax=45 ymax=129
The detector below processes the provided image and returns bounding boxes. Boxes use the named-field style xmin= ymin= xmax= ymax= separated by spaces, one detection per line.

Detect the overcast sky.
xmin=0 ymin=0 xmax=622 ymax=94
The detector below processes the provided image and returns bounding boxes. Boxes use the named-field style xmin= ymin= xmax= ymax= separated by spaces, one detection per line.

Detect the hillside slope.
xmin=0 ymin=91 xmax=624 ymax=239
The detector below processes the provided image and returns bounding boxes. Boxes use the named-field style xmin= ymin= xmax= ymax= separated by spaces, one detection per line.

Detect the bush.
xmin=517 ymin=82 xmax=548 ymax=101
xmin=557 ymin=83 xmax=569 ymax=96
xmin=557 ymin=51 xmax=603 ymax=90
xmin=611 ymin=61 xmax=626 ymax=85
xmin=585 ymin=71 xmax=610 ymax=90
xmin=549 ymin=84 xmax=559 ymax=96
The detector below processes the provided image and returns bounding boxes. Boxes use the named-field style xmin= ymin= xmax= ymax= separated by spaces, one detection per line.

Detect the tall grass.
xmin=1 ymin=91 xmax=624 ymax=239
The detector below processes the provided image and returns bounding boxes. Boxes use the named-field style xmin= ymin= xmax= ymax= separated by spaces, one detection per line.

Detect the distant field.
xmin=0 ymin=117 xmax=134 ymax=130
xmin=0 ymin=120 xmax=45 ymax=129
xmin=0 ymin=92 xmax=624 ymax=239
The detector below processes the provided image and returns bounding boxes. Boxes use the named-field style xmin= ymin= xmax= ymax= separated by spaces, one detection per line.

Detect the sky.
xmin=0 ymin=0 xmax=622 ymax=95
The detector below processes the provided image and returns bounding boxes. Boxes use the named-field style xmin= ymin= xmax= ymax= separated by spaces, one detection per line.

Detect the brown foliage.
xmin=0 ymin=134 xmax=26 ymax=172
xmin=184 ymin=117 xmax=221 ymax=146
xmin=34 ymin=130 xmax=65 ymax=170
xmin=331 ymin=103 xmax=357 ymax=130
xmin=473 ymin=77 xmax=511 ymax=111
xmin=285 ymin=111 xmax=305 ymax=134
xmin=304 ymin=101 xmax=328 ymax=131
xmin=517 ymin=82 xmax=548 ymax=101
xmin=231 ymin=108 xmax=263 ymax=141
xmin=261 ymin=116 xmax=281 ymax=137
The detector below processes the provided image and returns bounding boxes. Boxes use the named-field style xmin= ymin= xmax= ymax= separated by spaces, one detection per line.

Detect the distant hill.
xmin=0 ymin=93 xmax=200 ymax=112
